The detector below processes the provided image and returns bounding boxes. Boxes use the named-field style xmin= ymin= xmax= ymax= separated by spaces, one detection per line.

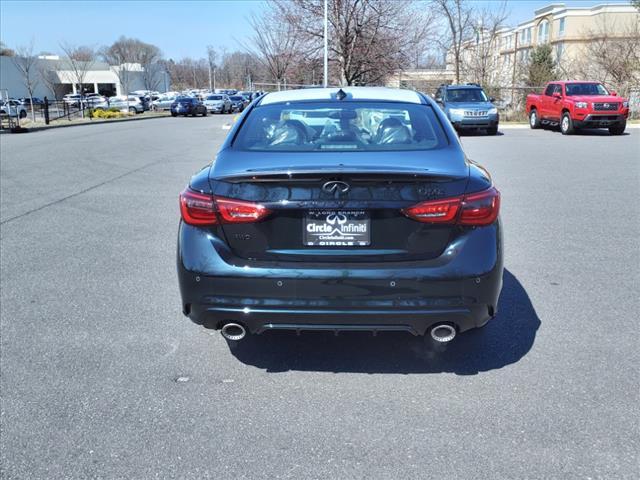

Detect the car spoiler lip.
xmin=213 ymin=165 xmax=467 ymax=183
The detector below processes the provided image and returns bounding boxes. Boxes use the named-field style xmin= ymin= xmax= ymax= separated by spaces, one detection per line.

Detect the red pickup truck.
xmin=526 ymin=81 xmax=629 ymax=135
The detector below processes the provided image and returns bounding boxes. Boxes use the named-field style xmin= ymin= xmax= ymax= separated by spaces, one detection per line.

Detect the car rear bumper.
xmin=452 ymin=115 xmax=499 ymax=130
xmin=177 ymin=222 xmax=504 ymax=336
xmin=573 ymin=114 xmax=626 ymax=128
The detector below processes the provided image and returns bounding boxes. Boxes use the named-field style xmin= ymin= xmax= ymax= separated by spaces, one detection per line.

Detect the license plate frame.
xmin=303 ymin=210 xmax=370 ymax=247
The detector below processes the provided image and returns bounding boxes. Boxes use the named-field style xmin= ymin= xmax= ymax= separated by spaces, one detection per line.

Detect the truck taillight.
xmin=180 ymin=189 xmax=271 ymax=226
xmin=403 ymin=187 xmax=500 ymax=226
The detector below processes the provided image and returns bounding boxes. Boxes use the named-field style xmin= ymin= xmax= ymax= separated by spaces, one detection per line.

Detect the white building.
xmin=0 ymin=55 xmax=170 ymax=99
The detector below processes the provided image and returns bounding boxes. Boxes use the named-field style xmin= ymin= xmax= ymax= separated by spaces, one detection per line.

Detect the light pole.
xmin=323 ymin=0 xmax=328 ymax=87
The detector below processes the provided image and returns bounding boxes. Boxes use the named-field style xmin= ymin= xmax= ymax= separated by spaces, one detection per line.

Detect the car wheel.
xmin=560 ymin=112 xmax=574 ymax=135
xmin=171 ymin=112 xmax=178 ymax=117
xmin=129 ymin=107 xmax=136 ymax=113
xmin=19 ymin=110 xmax=27 ymax=119
xmin=487 ymin=125 xmax=498 ymax=135
xmin=529 ymin=109 xmax=540 ymax=129
xmin=202 ymin=109 xmax=207 ymax=117
xmin=609 ymin=121 xmax=626 ymax=135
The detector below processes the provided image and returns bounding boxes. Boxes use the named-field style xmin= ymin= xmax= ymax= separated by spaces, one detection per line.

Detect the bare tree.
xmin=434 ymin=0 xmax=474 ymax=84
xmin=244 ymin=10 xmax=299 ymax=86
xmin=464 ymin=2 xmax=509 ymax=86
xmin=59 ymin=43 xmax=96 ymax=95
xmin=577 ymin=17 xmax=640 ymax=98
xmin=271 ymin=0 xmax=435 ymax=86
xmin=138 ymin=41 xmax=163 ymax=92
xmin=102 ymin=36 xmax=163 ymax=96
xmin=13 ymin=40 xmax=40 ymax=122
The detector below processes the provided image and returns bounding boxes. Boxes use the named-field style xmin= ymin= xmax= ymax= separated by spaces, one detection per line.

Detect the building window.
xmin=558 ymin=18 xmax=565 ymax=36
xmin=538 ymin=20 xmax=549 ymax=43
xmin=555 ymin=42 xmax=564 ymax=60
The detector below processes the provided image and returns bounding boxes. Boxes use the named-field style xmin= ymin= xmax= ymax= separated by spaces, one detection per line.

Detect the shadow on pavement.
xmin=457 ymin=130 xmax=505 ymax=137
xmin=225 ymin=269 xmax=540 ymax=375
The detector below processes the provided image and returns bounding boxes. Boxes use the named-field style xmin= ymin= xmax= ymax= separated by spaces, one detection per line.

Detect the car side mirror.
xmin=435 ymin=97 xmax=443 ymax=104
xmin=489 ymin=97 xmax=495 ymax=103
xmin=552 ymin=92 xmax=562 ymax=98
xmin=610 ymin=91 xmax=618 ymax=96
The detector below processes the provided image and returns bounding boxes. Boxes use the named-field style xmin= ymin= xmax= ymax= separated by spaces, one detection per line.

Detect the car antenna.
xmin=336 ymin=88 xmax=347 ymax=101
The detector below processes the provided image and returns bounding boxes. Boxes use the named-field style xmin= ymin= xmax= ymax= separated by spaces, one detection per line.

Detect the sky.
xmin=0 ymin=0 xmax=631 ymax=60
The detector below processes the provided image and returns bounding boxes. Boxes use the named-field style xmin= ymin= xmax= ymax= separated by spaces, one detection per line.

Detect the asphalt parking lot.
xmin=1 ymin=117 xmax=639 ymax=479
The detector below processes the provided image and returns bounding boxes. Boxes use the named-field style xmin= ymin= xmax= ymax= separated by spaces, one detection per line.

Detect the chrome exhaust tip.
xmin=429 ymin=324 xmax=456 ymax=343
xmin=221 ymin=323 xmax=246 ymax=341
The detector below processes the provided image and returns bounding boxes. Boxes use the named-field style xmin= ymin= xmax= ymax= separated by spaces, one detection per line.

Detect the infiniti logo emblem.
xmin=322 ymin=181 xmax=350 ymax=195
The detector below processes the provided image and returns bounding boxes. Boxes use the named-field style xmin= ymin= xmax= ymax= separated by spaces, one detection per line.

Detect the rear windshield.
xmin=230 ymin=96 xmax=243 ymax=101
xmin=233 ymin=101 xmax=446 ymax=152
xmin=176 ymin=97 xmax=192 ymax=102
xmin=207 ymin=95 xmax=222 ymax=100
xmin=446 ymin=88 xmax=487 ymax=102
xmin=565 ymin=83 xmax=609 ymax=96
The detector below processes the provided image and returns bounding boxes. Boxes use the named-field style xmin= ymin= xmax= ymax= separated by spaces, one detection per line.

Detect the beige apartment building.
xmin=393 ymin=2 xmax=639 ymax=101
xmin=459 ymin=2 xmax=639 ymax=89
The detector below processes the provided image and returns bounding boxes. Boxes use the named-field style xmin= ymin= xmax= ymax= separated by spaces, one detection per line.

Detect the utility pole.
xmin=323 ymin=0 xmax=328 ymax=87
xmin=511 ymin=30 xmax=518 ymax=106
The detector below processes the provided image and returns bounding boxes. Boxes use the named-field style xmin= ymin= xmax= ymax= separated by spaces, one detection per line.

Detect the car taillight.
xmin=216 ymin=197 xmax=271 ymax=223
xmin=401 ymin=197 xmax=461 ymax=223
xmin=402 ymin=187 xmax=500 ymax=226
xmin=179 ymin=189 xmax=271 ymax=225
xmin=180 ymin=188 xmax=217 ymax=225
xmin=459 ymin=187 xmax=500 ymax=225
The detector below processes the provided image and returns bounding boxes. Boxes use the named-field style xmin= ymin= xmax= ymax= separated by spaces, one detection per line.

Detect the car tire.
xmin=609 ymin=121 xmax=626 ymax=135
xmin=171 ymin=112 xmax=178 ymax=117
xmin=529 ymin=109 xmax=541 ymax=129
xmin=560 ymin=112 xmax=574 ymax=135
xmin=202 ymin=110 xmax=207 ymax=117
xmin=19 ymin=110 xmax=27 ymax=119
xmin=487 ymin=125 xmax=498 ymax=135
xmin=129 ymin=107 xmax=136 ymax=114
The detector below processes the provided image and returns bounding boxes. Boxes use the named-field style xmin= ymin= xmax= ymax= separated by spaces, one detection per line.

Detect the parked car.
xmin=434 ymin=84 xmax=499 ymax=135
xmin=18 ymin=97 xmax=44 ymax=106
xmin=526 ymin=81 xmax=629 ymax=135
xmin=203 ymin=94 xmax=232 ymax=114
xmin=152 ymin=94 xmax=177 ymax=111
xmin=0 ymin=99 xmax=28 ymax=118
xmin=128 ymin=94 xmax=151 ymax=111
xmin=177 ymin=87 xmax=503 ymax=346
xmin=228 ymin=95 xmax=248 ymax=112
xmin=85 ymin=95 xmax=108 ymax=106
xmin=62 ymin=93 xmax=83 ymax=106
xmin=170 ymin=96 xmax=208 ymax=117
xmin=106 ymin=96 xmax=145 ymax=113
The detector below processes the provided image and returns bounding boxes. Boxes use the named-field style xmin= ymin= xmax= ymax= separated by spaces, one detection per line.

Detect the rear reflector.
xmin=402 ymin=187 xmax=500 ymax=226
xmin=179 ymin=189 xmax=271 ymax=226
